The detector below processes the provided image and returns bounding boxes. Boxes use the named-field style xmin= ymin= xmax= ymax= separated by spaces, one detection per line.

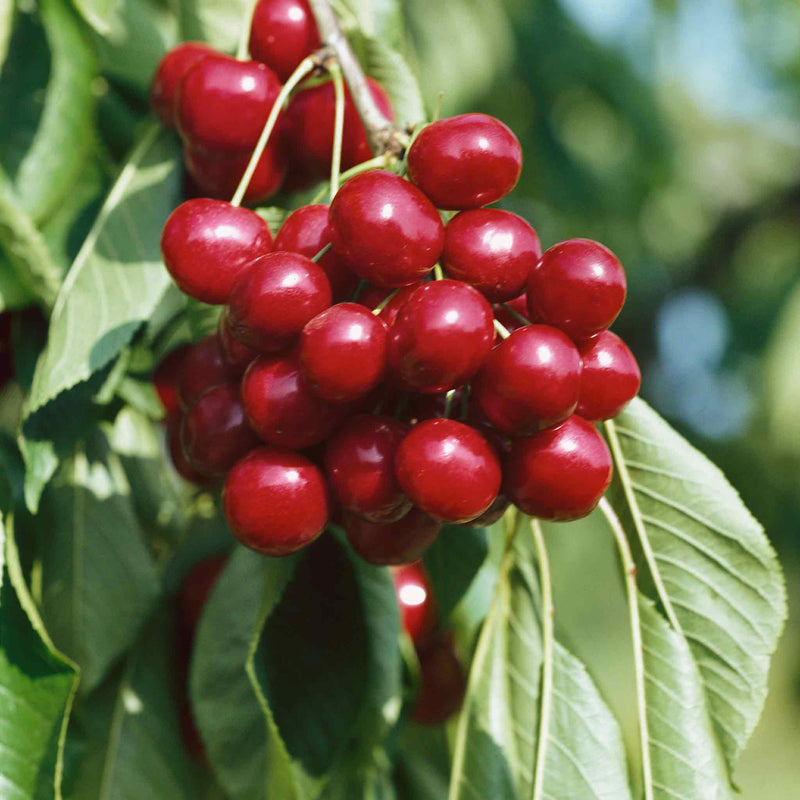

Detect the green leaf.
xmin=255 ymin=207 xmax=288 ymax=238
xmin=177 ymin=0 xmax=249 ymax=54
xmin=37 ymin=430 xmax=161 ymax=694
xmin=70 ymin=0 xmax=116 ymax=36
xmin=394 ymin=726 xmax=450 ymax=800
xmin=67 ymin=606 xmax=199 ymax=799
xmin=340 ymin=0 xmax=403 ymax=50
xmin=0 ymin=0 xmax=13 ymax=73
xmin=0 ymin=0 xmax=96 ymax=223
xmin=607 ymin=398 xmax=787 ymax=771
xmin=0 ymin=515 xmax=79 ymax=800
xmin=449 ymin=528 xmax=632 ymax=800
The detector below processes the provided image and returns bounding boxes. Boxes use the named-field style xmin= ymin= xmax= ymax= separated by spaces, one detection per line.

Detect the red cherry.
xmin=248 ymin=0 xmax=320 ymax=82
xmin=412 ymin=633 xmax=466 ymax=725
xmin=242 ymin=355 xmax=349 ymax=449
xmin=227 ymin=252 xmax=332 ymax=351
xmin=182 ymin=384 xmax=259 ymax=477
xmin=527 ymin=239 xmax=626 ymax=341
xmin=325 ymin=414 xmax=410 ymax=522
xmin=493 ymin=292 xmax=532 ymax=333
xmin=273 ymin=205 xmax=359 ymax=302
xmin=177 ymin=335 xmax=237 ymax=410
xmin=153 ymin=343 xmax=192 ymax=416
xmin=177 ymin=55 xmax=282 ymax=155
xmin=407 ymin=113 xmax=522 ymax=210
xmin=344 ymin=508 xmax=440 ymax=566
xmin=166 ymin=413 xmax=217 ymax=486
xmin=150 ymin=42 xmax=215 ymax=128
xmin=463 ymin=494 xmax=510 ymax=528
xmin=161 ymin=199 xmax=273 ymax=305
xmin=328 ymin=171 xmax=445 ymax=288
xmin=223 ymin=447 xmax=329 ymax=556
xmin=443 ymin=210 xmax=540 ymax=302
xmin=282 ymin=78 xmax=393 ymax=180
xmin=505 ymin=415 xmax=613 ymax=520
xmin=177 ymin=556 xmax=227 ymax=634
xmin=387 ymin=280 xmax=494 ymax=393
xmin=357 ymin=283 xmax=421 ymax=326
xmin=576 ymin=331 xmax=640 ymax=421
xmin=300 ymin=304 xmax=388 ymax=402
xmin=218 ymin=310 xmax=259 ymax=375
xmin=394 ymin=419 xmax=501 ymax=523
xmin=473 ymin=325 xmax=582 ymax=435
xmin=391 ymin=564 xmax=438 ymax=646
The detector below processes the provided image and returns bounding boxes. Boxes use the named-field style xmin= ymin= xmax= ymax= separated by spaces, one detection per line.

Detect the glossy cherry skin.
xmin=227 ymin=252 xmax=332 ymax=351
xmin=443 ymin=210 xmax=541 ymax=302
xmin=325 ymin=414 xmax=409 ymax=522
xmin=576 ymin=330 xmax=640 ymax=421
xmin=407 ymin=114 xmax=522 ymax=210
xmin=274 ymin=205 xmax=359 ymax=302
xmin=150 ymin=42 xmax=215 ymax=127
xmin=283 ymin=79 xmax=393 ymax=180
xmin=242 ymin=355 xmax=349 ymax=448
xmin=357 ymin=283 xmax=421 ymax=326
xmin=223 ymin=446 xmax=329 ymax=556
xmin=329 ymin=171 xmax=445 ymax=288
xmin=412 ymin=633 xmax=467 ymax=725
xmin=166 ymin=413 xmax=216 ymax=486
xmin=154 ymin=343 xmax=192 ymax=416
xmin=391 ymin=563 xmax=439 ymax=647
xmin=177 ymin=335 xmax=237 ymax=410
xmin=387 ymin=280 xmax=494 ymax=393
xmin=218 ymin=310 xmax=259 ymax=375
xmin=181 ymin=384 xmax=260 ymax=477
xmin=161 ymin=199 xmax=273 ymax=304
xmin=300 ymin=304 xmax=388 ymax=402
xmin=248 ymin=0 xmax=320 ymax=82
xmin=504 ymin=415 xmax=613 ymax=520
xmin=395 ymin=419 xmax=502 ymax=523
xmin=177 ymin=55 xmax=282 ymax=155
xmin=527 ymin=239 xmax=627 ymax=341
xmin=345 ymin=507 xmax=440 ymax=566
xmin=473 ymin=325 xmax=582 ymax=435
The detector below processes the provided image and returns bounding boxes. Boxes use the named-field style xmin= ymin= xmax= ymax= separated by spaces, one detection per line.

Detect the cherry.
xmin=177 ymin=335 xmax=236 ymax=410
xmin=394 ymin=419 xmax=501 ymax=523
xmin=273 ymin=205 xmax=359 ymax=301
xmin=527 ymin=239 xmax=626 ymax=341
xmin=412 ymin=633 xmax=466 ymax=725
xmin=344 ymin=508 xmax=440 ymax=566
xmin=391 ymin=563 xmax=438 ymax=646
xmin=177 ymin=55 xmax=282 ymax=155
xmin=576 ymin=330 xmax=640 ymax=421
xmin=181 ymin=384 xmax=259 ymax=477
xmin=223 ymin=446 xmax=329 ymax=556
xmin=227 ymin=252 xmax=332 ymax=351
xmin=300 ymin=303 xmax=388 ymax=402
xmin=473 ymin=325 xmax=582 ymax=435
xmin=442 ymin=209 xmax=541 ymax=302
xmin=166 ymin=413 xmax=216 ymax=486
xmin=283 ymin=78 xmax=393 ymax=181
xmin=387 ymin=280 xmax=494 ymax=393
xmin=463 ymin=494 xmax=510 ymax=528
xmin=328 ymin=171 xmax=445 ymax=288
xmin=248 ymin=0 xmax=320 ymax=82
xmin=493 ymin=292 xmax=531 ymax=333
xmin=242 ymin=355 xmax=349 ymax=449
xmin=504 ymin=415 xmax=613 ymax=521
xmin=218 ymin=309 xmax=259 ymax=376
xmin=325 ymin=414 xmax=410 ymax=522
xmin=153 ymin=343 xmax=192 ymax=416
xmin=161 ymin=199 xmax=273 ymax=305
xmin=357 ymin=283 xmax=421 ymax=326
xmin=177 ymin=556 xmax=228 ymax=634
xmin=407 ymin=113 xmax=522 ymax=209
xmin=150 ymin=42 xmax=215 ymax=128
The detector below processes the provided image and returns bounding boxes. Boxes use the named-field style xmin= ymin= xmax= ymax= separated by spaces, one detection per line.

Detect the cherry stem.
xmin=312 ymin=243 xmax=332 ymax=262
xmin=310 ymin=152 xmax=396 ymax=205
xmin=433 ymin=264 xmax=444 ymax=281
xmin=328 ymin=60 xmax=346 ymax=201
xmin=493 ymin=318 xmax=511 ymax=339
xmin=443 ymin=389 xmax=457 ymax=419
xmin=500 ymin=302 xmax=531 ymax=327
xmin=231 ymin=55 xmax=318 ymax=207
xmin=371 ymin=289 xmax=398 ymax=315
xmin=236 ymin=0 xmax=258 ymax=60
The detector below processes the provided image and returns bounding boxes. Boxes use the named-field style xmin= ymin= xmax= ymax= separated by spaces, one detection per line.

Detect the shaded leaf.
xmin=177 ymin=0 xmax=249 ymax=54
xmin=0 ymin=0 xmax=13 ymax=73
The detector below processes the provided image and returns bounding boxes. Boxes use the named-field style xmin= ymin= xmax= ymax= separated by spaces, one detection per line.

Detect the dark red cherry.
xmin=357 ymin=283 xmax=421 ymax=326
xmin=325 ymin=414 xmax=409 ymax=522
xmin=394 ymin=419 xmax=501 ymax=523
xmin=387 ymin=280 xmax=494 ymax=393
xmin=407 ymin=113 xmax=522 ymax=210
xmin=161 ymin=199 xmax=273 ymax=304
xmin=527 ymin=239 xmax=626 ymax=341
xmin=412 ymin=633 xmax=466 ymax=725
xmin=248 ymin=0 xmax=320 ymax=82
xmin=166 ymin=413 xmax=216 ymax=486
xmin=505 ymin=415 xmax=613 ymax=521
xmin=273 ymin=205 xmax=359 ymax=301
xmin=473 ymin=325 xmax=582 ymax=435
xmin=227 ymin=252 xmax=332 ymax=351
xmin=391 ymin=563 xmax=438 ymax=646
xmin=463 ymin=494 xmax=510 ymax=528
xmin=150 ymin=42 xmax=215 ymax=128
xmin=154 ymin=343 xmax=192 ymax=416
xmin=177 ymin=335 xmax=236 ymax=410
xmin=223 ymin=446 xmax=329 ymax=556
xmin=345 ymin=507 xmax=440 ymax=566
xmin=576 ymin=331 xmax=640 ymax=421
xmin=494 ymin=292 xmax=532 ymax=333
xmin=300 ymin=304 xmax=387 ymax=402
xmin=182 ymin=384 xmax=259 ymax=477
xmin=177 ymin=556 xmax=227 ymax=633
xmin=176 ymin=55 xmax=282 ymax=154
xmin=443 ymin=210 xmax=540 ymax=302
xmin=328 ymin=171 xmax=445 ymax=288
xmin=218 ymin=310 xmax=259 ymax=375
xmin=242 ymin=355 xmax=348 ymax=449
